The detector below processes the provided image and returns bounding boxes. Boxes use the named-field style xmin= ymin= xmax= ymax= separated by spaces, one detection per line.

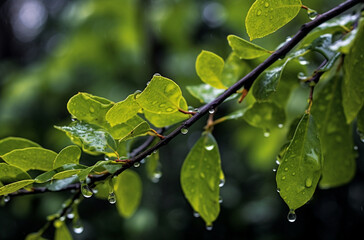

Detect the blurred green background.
xmin=0 ymin=0 xmax=364 ymax=239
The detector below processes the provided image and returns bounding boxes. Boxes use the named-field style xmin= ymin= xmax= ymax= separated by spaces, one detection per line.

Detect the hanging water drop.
xmin=278 ymin=123 xmax=284 ymax=129
xmin=219 ymin=196 xmax=223 ymax=203
xmin=276 ymin=188 xmax=281 ymax=193
xmin=153 ymin=73 xmax=161 ymax=77
xmin=193 ymin=211 xmax=200 ymax=218
xmin=307 ymin=8 xmax=318 ymax=20
xmin=81 ymin=183 xmax=93 ymax=198
xmin=3 ymin=195 xmax=10 ymax=203
xmin=209 ymin=108 xmax=215 ymax=114
xmin=354 ymin=146 xmax=359 ymax=151
xmin=297 ymin=72 xmax=308 ymax=80
xmin=263 ymin=130 xmax=270 ymax=138
xmin=206 ymin=224 xmax=213 ymax=231
xmin=272 ymin=168 xmax=277 ymax=172
xmin=66 ymin=211 xmax=75 ymax=219
xmin=276 ymin=159 xmax=280 ymax=165
xmin=108 ymin=192 xmax=117 ymax=204
xmin=71 ymin=116 xmax=77 ymax=122
xmin=151 ymin=171 xmax=162 ymax=183
xmin=73 ymin=219 xmax=84 ymax=234
xmin=219 ymin=179 xmax=225 ymax=188
xmin=181 ymin=128 xmax=189 ymax=135
xmin=133 ymin=162 xmax=141 ymax=168
xmin=287 ymin=210 xmax=297 ymax=222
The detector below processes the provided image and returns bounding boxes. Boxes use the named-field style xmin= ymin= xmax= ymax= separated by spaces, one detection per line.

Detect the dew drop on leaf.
xmin=81 ymin=183 xmax=93 ymax=198
xmin=193 ymin=211 xmax=200 ymax=218
xmin=219 ymin=195 xmax=223 ymax=203
xmin=264 ymin=2 xmax=269 ymax=7
xmin=133 ymin=162 xmax=141 ymax=168
xmin=3 ymin=195 xmax=10 ymax=203
xmin=278 ymin=123 xmax=284 ymax=129
xmin=205 ymin=144 xmax=215 ymax=151
xmin=305 ymin=178 xmax=312 ymax=188
xmin=151 ymin=171 xmax=162 ymax=183
xmin=108 ymin=192 xmax=117 ymax=204
xmin=263 ymin=130 xmax=270 ymax=138
xmin=272 ymin=168 xmax=277 ymax=172
xmin=256 ymin=10 xmax=262 ymax=16
xmin=209 ymin=108 xmax=215 ymax=114
xmin=219 ymin=179 xmax=225 ymax=188
xmin=153 ymin=73 xmax=161 ymax=77
xmin=287 ymin=210 xmax=297 ymax=222
xmin=298 ymin=57 xmax=309 ymax=66
xmin=206 ymin=224 xmax=213 ymax=231
xmin=73 ymin=219 xmax=84 ymax=234
xmin=297 ymin=72 xmax=308 ymax=80
xmin=181 ymin=128 xmax=189 ymax=135
xmin=276 ymin=188 xmax=280 ymax=193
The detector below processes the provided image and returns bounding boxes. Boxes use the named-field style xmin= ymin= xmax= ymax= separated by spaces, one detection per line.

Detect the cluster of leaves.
xmin=0 ymin=0 xmax=364 ymax=238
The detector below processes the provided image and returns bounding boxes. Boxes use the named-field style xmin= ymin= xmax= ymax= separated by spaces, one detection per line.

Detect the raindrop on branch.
xmin=81 ymin=183 xmax=93 ymax=198
xmin=181 ymin=128 xmax=189 ymax=135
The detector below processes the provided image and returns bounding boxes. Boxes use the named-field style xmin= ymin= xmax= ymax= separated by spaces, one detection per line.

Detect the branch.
xmin=113 ymin=0 xmax=363 ymax=173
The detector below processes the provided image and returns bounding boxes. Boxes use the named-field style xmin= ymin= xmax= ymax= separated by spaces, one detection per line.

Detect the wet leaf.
xmin=106 ymin=93 xmax=141 ymax=127
xmin=0 ymin=137 xmax=41 ymax=156
xmin=114 ymin=170 xmax=142 ymax=218
xmin=2 ymin=147 xmax=57 ymax=172
xmin=180 ymin=133 xmax=222 ymax=226
xmin=228 ymin=35 xmax=271 ymax=59
xmin=0 ymin=163 xmax=31 ymax=185
xmin=246 ymin=0 xmax=302 ymax=40
xmin=276 ymin=113 xmax=322 ymax=210
xmin=0 ymin=179 xmax=34 ymax=196
xmin=53 ymin=145 xmax=81 ymax=169
xmin=54 ymin=221 xmax=73 ymax=240
xmin=243 ymin=102 xmax=286 ymax=130
xmin=196 ymin=50 xmax=227 ymax=89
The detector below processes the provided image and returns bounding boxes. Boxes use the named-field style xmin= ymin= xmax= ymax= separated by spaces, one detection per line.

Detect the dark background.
xmin=0 ymin=0 xmax=364 ymax=239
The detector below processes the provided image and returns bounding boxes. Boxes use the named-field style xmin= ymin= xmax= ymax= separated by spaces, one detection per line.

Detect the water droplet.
xmin=298 ymin=56 xmax=309 ymax=65
xmin=307 ymin=8 xmax=318 ymax=20
xmin=71 ymin=117 xmax=77 ymax=122
xmin=89 ymin=107 xmax=95 ymax=113
xmin=305 ymin=178 xmax=312 ymax=188
xmin=281 ymin=176 xmax=286 ymax=180
xmin=354 ymin=146 xmax=359 ymax=151
xmin=166 ymin=107 xmax=174 ymax=112
xmin=264 ymin=2 xmax=269 ymax=7
xmin=219 ymin=196 xmax=223 ymax=203
xmin=153 ymin=73 xmax=161 ymax=77
xmin=297 ymin=72 xmax=308 ymax=80
xmin=3 ymin=195 xmax=10 ymax=203
xmin=219 ymin=179 xmax=225 ymax=188
xmin=151 ymin=171 xmax=162 ymax=183
xmin=193 ymin=211 xmax=200 ymax=218
xmin=276 ymin=159 xmax=280 ymax=165
xmin=263 ymin=131 xmax=270 ymax=138
xmin=200 ymin=172 xmax=206 ymax=179
xmin=205 ymin=144 xmax=214 ymax=151
xmin=292 ymin=172 xmax=296 ymax=176
xmin=67 ymin=212 xmax=75 ymax=219
xmin=73 ymin=220 xmax=84 ymax=234
xmin=159 ymin=103 xmax=166 ymax=108
xmin=206 ymin=224 xmax=213 ymax=231
xmin=256 ymin=10 xmax=262 ymax=16
xmin=276 ymin=188 xmax=280 ymax=193
xmin=278 ymin=123 xmax=284 ymax=129
xmin=81 ymin=183 xmax=93 ymax=198
xmin=181 ymin=128 xmax=189 ymax=135
xmin=284 ymin=167 xmax=288 ymax=171
xmin=59 ymin=215 xmax=66 ymax=222
xmin=108 ymin=192 xmax=117 ymax=204
xmin=272 ymin=168 xmax=277 ymax=172
xmin=209 ymin=108 xmax=215 ymax=114
xmin=133 ymin=162 xmax=141 ymax=168
xmin=287 ymin=210 xmax=297 ymax=222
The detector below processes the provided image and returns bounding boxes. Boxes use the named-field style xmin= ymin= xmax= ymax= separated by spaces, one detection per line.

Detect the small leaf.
xmin=119 ymin=122 xmax=151 ymax=142
xmin=186 ymin=84 xmax=237 ymax=104
xmin=54 ymin=222 xmax=73 ymax=240
xmin=181 ymin=133 xmax=222 ymax=226
xmin=145 ymin=151 xmax=161 ymax=182
xmin=52 ymin=169 xmax=82 ymax=180
xmin=77 ymin=160 xmax=113 ymax=182
xmin=276 ymin=113 xmax=322 ymax=210
xmin=106 ymin=94 xmax=141 ymax=127
xmin=0 ymin=163 xmax=31 ymax=185
xmin=0 ymin=179 xmax=34 ymax=196
xmin=221 ymin=53 xmax=251 ymax=87
xmin=2 ymin=147 xmax=57 ymax=172
xmin=114 ymin=170 xmax=142 ymax=218
xmin=342 ymin=20 xmax=364 ymax=123
xmin=67 ymin=92 xmax=113 ymax=127
xmin=109 ymin=115 xmax=148 ymax=140
xmin=246 ymin=0 xmax=302 ymax=40
xmin=35 ymin=164 xmax=86 ymax=183
xmin=0 ymin=137 xmax=40 ymax=156
xmin=227 ymin=35 xmax=271 ymax=59
xmin=53 ymin=145 xmax=81 ymax=169
xmin=55 ymin=121 xmax=117 ymax=156
xmin=137 ymin=75 xmax=184 ymax=114
xmin=243 ymin=102 xmax=286 ymax=130
xmin=196 ymin=50 xmax=227 ymax=89
xmin=311 ymin=75 xmax=356 ymax=188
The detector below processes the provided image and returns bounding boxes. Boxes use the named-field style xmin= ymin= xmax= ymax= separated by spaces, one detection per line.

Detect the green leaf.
xmin=0 ymin=163 xmax=31 ymax=185
xmin=67 ymin=92 xmax=114 ymax=127
xmin=310 ymin=34 xmax=340 ymax=72
xmin=227 ymin=35 xmax=271 ymax=59
xmin=77 ymin=160 xmax=113 ymax=182
xmin=52 ymin=169 xmax=82 ymax=180
xmin=54 ymin=222 xmax=73 ymax=240
xmin=114 ymin=170 xmax=142 ymax=218
xmin=144 ymin=97 xmax=189 ymax=128
xmin=136 ymin=75 xmax=184 ymax=114
xmin=243 ymin=102 xmax=286 ymax=130
xmin=106 ymin=93 xmax=141 ymax=127
xmin=55 ymin=121 xmax=117 ymax=155
xmin=0 ymin=137 xmax=41 ymax=156
xmin=119 ymin=121 xmax=151 ymax=142
xmin=195 ymin=50 xmax=227 ymax=89
xmin=180 ymin=133 xmax=222 ymax=226
xmin=221 ymin=53 xmax=251 ymax=87
xmin=145 ymin=151 xmax=161 ymax=182
xmin=109 ymin=115 xmax=148 ymax=140
xmin=186 ymin=84 xmax=238 ymax=104
xmin=2 ymin=147 xmax=57 ymax=172
xmin=246 ymin=0 xmax=302 ymax=40
xmin=342 ymin=20 xmax=364 ymax=123
xmin=311 ymin=75 xmax=356 ymax=188
xmin=276 ymin=113 xmax=322 ymax=210
xmin=0 ymin=179 xmax=34 ymax=196
xmin=25 ymin=232 xmax=47 ymax=240
xmin=53 ymin=145 xmax=81 ymax=169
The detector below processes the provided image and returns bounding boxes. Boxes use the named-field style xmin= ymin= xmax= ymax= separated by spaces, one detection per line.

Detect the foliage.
xmin=0 ymin=0 xmax=364 ymax=239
